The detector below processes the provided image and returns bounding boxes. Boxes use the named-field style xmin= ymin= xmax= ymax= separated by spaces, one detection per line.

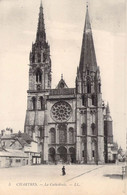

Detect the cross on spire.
xmin=86 ymin=0 xmax=89 ymax=9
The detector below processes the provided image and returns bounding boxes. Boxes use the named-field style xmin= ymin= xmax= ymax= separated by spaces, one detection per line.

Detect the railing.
xmin=49 ymin=88 xmax=75 ymax=95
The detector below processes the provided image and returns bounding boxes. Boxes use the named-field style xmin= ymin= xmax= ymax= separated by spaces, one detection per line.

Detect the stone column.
xmin=97 ymin=136 xmax=104 ymax=164
xmin=76 ymin=137 xmax=81 ymax=163
xmin=43 ymin=136 xmax=48 ymax=163
xmin=87 ymin=137 xmax=92 ymax=163
xmin=43 ymin=111 xmax=48 ymax=163
xmin=34 ymin=126 xmax=38 ymax=142
xmin=86 ymin=108 xmax=92 ymax=163
xmin=76 ymin=105 xmax=82 ymax=163
xmin=56 ymin=124 xmax=59 ymax=144
xmin=97 ymin=94 xmax=104 ymax=164
xmin=67 ymin=126 xmax=69 ymax=144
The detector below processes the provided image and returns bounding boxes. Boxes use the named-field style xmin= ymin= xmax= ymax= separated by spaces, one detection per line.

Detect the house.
xmin=107 ymin=142 xmax=118 ymax=163
xmin=0 ymin=130 xmax=41 ymax=166
xmin=0 ymin=147 xmax=28 ymax=168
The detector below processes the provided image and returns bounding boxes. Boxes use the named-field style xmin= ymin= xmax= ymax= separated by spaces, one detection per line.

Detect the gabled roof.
xmin=0 ymin=149 xmax=28 ymax=158
xmin=9 ymin=138 xmax=29 ymax=148
xmin=56 ymin=75 xmax=68 ymax=89
xmin=1 ymin=132 xmax=33 ymax=141
xmin=18 ymin=133 xmax=33 ymax=142
xmin=1 ymin=134 xmax=16 ymax=139
xmin=18 ymin=138 xmax=29 ymax=147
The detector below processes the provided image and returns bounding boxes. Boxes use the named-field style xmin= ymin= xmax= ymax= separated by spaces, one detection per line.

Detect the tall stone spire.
xmin=29 ymin=2 xmax=51 ymax=89
xmin=79 ymin=5 xmax=97 ymax=75
xmin=36 ymin=1 xmax=46 ymax=43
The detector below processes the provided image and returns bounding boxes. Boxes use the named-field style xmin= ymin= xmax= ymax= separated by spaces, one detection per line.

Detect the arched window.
xmin=87 ymin=70 xmax=90 ymax=75
xmin=87 ymin=77 xmax=91 ymax=93
xmin=37 ymin=53 xmax=41 ymax=63
xmin=98 ymin=83 xmax=101 ymax=93
xmin=43 ymin=53 xmax=47 ymax=62
xmin=40 ymin=96 xmax=45 ymax=110
xmin=38 ymin=127 xmax=44 ymax=138
xmin=92 ymin=94 xmax=96 ymax=106
xmin=91 ymin=140 xmax=96 ymax=161
xmin=58 ymin=124 xmax=67 ymax=143
xmin=36 ymin=69 xmax=42 ymax=83
xmin=82 ymin=94 xmax=85 ymax=106
xmin=82 ymin=150 xmax=84 ymax=157
xmin=37 ymin=84 xmax=41 ymax=91
xmin=91 ymin=123 xmax=96 ymax=135
xmin=82 ymin=94 xmax=87 ymax=107
xmin=81 ymin=123 xmax=87 ymax=135
xmin=87 ymin=81 xmax=91 ymax=93
xmin=32 ymin=97 xmax=36 ymax=110
xmin=69 ymin=127 xmax=74 ymax=144
xmin=60 ymin=82 xmax=64 ymax=88
xmin=50 ymin=128 xmax=56 ymax=144
xmin=32 ymin=55 xmax=35 ymax=63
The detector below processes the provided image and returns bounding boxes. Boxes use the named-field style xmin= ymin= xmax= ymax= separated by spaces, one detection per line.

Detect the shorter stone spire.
xmin=105 ymin=102 xmax=112 ymax=121
xmin=79 ymin=4 xmax=97 ymax=76
xmin=106 ymin=102 xmax=110 ymax=115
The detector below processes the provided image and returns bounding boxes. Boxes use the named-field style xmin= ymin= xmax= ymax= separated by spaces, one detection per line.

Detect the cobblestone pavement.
xmin=0 ymin=163 xmax=126 ymax=195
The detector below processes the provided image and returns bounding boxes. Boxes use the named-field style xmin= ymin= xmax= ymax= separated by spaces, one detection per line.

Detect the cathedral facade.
xmin=24 ymin=3 xmax=113 ymax=164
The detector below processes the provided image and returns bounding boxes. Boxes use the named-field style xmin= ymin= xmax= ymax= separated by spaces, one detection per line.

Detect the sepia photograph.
xmin=0 ymin=0 xmax=126 ymax=195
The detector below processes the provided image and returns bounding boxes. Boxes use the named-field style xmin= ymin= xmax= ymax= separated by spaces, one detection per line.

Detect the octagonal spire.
xmin=79 ymin=6 xmax=97 ymax=75
xmin=36 ymin=1 xmax=46 ymax=43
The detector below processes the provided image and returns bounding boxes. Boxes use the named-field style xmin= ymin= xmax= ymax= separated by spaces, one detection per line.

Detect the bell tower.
xmin=24 ymin=2 xmax=51 ymax=163
xmin=29 ymin=3 xmax=51 ymax=91
xmin=76 ymin=5 xmax=104 ymax=164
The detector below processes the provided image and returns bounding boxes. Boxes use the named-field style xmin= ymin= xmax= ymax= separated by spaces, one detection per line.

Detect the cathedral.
xmin=24 ymin=3 xmax=113 ymax=164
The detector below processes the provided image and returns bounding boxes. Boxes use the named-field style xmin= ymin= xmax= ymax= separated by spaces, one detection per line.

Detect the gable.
xmin=56 ymin=78 xmax=68 ymax=89
xmin=9 ymin=140 xmax=23 ymax=150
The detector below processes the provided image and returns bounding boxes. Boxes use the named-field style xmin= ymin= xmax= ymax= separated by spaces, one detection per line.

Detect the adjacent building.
xmin=0 ymin=130 xmax=41 ymax=166
xmin=0 ymin=148 xmax=28 ymax=168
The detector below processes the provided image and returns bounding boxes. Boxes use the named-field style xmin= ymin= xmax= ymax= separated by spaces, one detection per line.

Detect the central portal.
xmin=57 ymin=146 xmax=67 ymax=163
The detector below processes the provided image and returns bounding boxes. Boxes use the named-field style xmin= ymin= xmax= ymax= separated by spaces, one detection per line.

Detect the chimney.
xmin=1 ymin=130 xmax=5 ymax=136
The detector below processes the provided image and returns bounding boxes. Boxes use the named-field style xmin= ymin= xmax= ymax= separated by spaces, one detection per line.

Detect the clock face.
xmin=51 ymin=101 xmax=72 ymax=122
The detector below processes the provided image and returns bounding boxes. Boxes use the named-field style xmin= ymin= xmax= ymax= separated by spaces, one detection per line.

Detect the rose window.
xmin=51 ymin=101 xmax=72 ymax=122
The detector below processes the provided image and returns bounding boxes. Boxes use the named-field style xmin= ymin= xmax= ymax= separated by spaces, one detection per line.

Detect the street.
xmin=0 ymin=163 xmax=126 ymax=195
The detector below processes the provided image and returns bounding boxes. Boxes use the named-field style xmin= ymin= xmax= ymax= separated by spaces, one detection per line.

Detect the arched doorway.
xmin=48 ymin=147 xmax=56 ymax=163
xmin=69 ymin=147 xmax=76 ymax=163
xmin=57 ymin=146 xmax=67 ymax=163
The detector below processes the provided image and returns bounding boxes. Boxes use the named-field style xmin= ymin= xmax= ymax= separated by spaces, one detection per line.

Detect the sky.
xmin=0 ymin=0 xmax=126 ymax=149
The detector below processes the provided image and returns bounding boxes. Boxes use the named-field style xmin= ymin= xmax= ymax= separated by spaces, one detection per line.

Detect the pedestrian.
xmin=62 ymin=166 xmax=66 ymax=176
